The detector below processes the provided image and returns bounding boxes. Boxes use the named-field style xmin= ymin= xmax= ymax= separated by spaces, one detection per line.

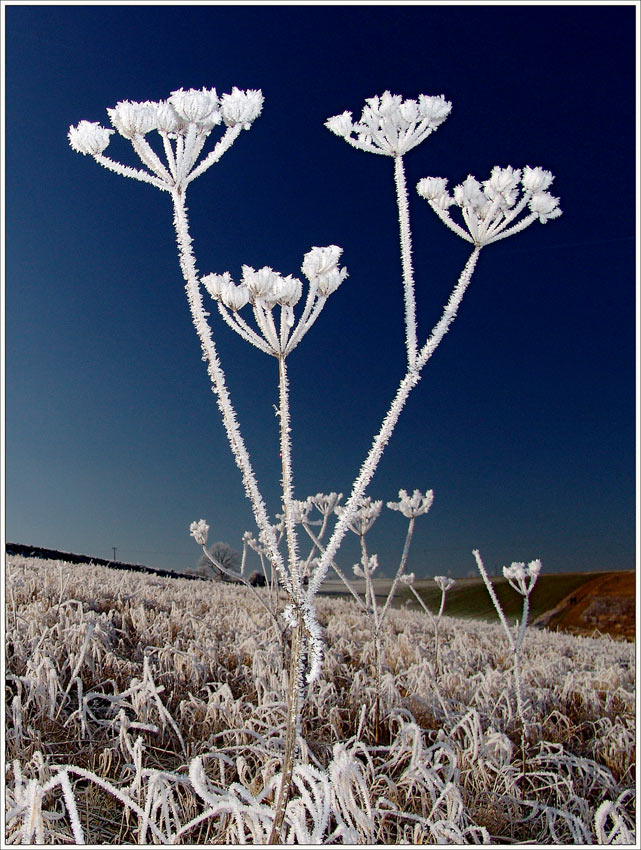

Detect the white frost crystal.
xmin=67 ymin=121 xmax=114 ymax=155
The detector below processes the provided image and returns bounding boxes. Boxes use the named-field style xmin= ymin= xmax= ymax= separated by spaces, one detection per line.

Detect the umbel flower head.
xmin=68 ymin=85 xmax=264 ymax=192
xmin=335 ymin=496 xmax=383 ymax=536
xmin=201 ymin=246 xmax=348 ymax=357
xmin=503 ymin=559 xmax=541 ymax=596
xmin=417 ymin=165 xmax=562 ymax=247
xmin=189 ymin=519 xmax=209 ymax=546
xmin=387 ymin=488 xmax=434 ymax=518
xmin=67 ymin=121 xmax=114 ymax=156
xmin=326 ymin=90 xmax=452 ymax=156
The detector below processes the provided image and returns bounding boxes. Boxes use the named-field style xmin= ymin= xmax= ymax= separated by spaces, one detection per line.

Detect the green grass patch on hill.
xmin=394 ymin=572 xmax=609 ymax=624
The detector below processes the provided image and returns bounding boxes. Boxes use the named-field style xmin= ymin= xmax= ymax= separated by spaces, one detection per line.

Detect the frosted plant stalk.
xmin=69 ymin=85 xmax=561 ymax=842
xmin=473 ymin=549 xmax=541 ymax=729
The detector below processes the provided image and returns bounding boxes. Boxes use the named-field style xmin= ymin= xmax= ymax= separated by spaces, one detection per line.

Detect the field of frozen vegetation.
xmin=5 ymin=555 xmax=635 ymax=844
xmin=10 ymin=81 xmax=630 ymax=844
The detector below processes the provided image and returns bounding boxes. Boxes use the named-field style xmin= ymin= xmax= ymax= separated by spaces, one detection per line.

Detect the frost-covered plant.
xmin=69 ymin=85 xmax=561 ymax=841
xmin=474 ymin=549 xmax=541 ymax=730
xmin=402 ymin=572 xmax=455 ymax=675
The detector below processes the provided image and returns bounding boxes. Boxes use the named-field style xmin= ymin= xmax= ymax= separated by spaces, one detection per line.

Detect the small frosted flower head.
xmin=453 ymin=175 xmax=489 ymax=216
xmin=169 ymin=87 xmax=221 ymax=127
xmin=241 ymin=266 xmax=278 ymax=301
xmin=416 ymin=177 xmax=452 ymax=209
xmin=202 ymin=271 xmax=235 ymax=301
xmin=400 ymin=572 xmax=415 ymax=585
xmin=434 ymin=575 xmax=455 ymax=592
xmin=107 ymin=100 xmax=158 ymax=138
xmin=289 ymin=499 xmax=312 ymax=525
xmin=68 ymin=121 xmax=114 ymax=155
xmin=483 ymin=166 xmax=522 ymax=209
xmin=528 ymin=191 xmax=562 ymax=222
xmin=190 ymin=519 xmax=209 ymax=546
xmin=271 ymin=274 xmax=303 ymax=307
xmin=154 ymin=100 xmax=185 ymax=135
xmin=387 ymin=488 xmax=434 ymax=518
xmin=522 ymin=165 xmax=554 ymax=193
xmin=420 ymin=164 xmax=562 ymax=246
xmin=301 ymin=246 xmax=348 ymax=297
xmin=308 ymin=492 xmax=343 ymax=516
xmin=220 ymin=87 xmax=264 ymax=129
xmin=220 ymin=283 xmax=250 ymax=312
xmin=527 ymin=559 xmax=542 ymax=579
xmin=503 ymin=562 xmax=533 ymax=595
xmin=336 ymin=496 xmax=383 ymax=535
xmin=326 ymin=90 xmax=451 ymax=156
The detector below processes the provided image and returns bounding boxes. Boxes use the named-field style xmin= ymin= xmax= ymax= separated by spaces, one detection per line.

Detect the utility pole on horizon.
xmin=112 ymin=547 xmax=117 ymax=563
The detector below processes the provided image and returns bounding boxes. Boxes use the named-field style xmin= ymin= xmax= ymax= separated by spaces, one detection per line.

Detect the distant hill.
xmin=5 ymin=542 xmax=200 ymax=581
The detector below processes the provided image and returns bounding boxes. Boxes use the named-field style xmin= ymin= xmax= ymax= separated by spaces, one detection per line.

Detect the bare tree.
xmin=196 ymin=541 xmax=241 ymax=582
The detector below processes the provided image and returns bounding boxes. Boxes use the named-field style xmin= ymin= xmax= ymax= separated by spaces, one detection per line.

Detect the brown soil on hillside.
xmin=532 ymin=571 xmax=636 ymax=641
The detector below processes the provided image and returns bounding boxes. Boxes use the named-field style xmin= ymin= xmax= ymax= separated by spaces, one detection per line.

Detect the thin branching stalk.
xmin=309 ymin=247 xmax=481 ymax=599
xmin=394 ymin=155 xmax=418 ymax=368
xmin=170 ymin=189 xmax=290 ymax=594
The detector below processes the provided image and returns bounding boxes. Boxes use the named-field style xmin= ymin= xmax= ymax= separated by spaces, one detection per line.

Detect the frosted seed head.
xmin=325 ymin=110 xmax=354 ymax=138
xmin=169 ymin=87 xmax=221 ymax=127
xmin=522 ymin=165 xmax=554 ymax=193
xmin=308 ymin=492 xmax=343 ymax=516
xmin=387 ymin=488 xmax=434 ymax=518
xmin=202 ymin=271 xmax=234 ymax=301
xmin=418 ymin=93 xmax=453 ymax=127
xmin=336 ymin=496 xmax=383 ymax=535
xmin=453 ymin=175 xmax=488 ymax=214
xmin=484 ymin=165 xmax=522 ymax=208
xmin=503 ymin=563 xmax=526 ymax=582
xmin=68 ymin=121 xmax=114 ymax=155
xmin=528 ymin=191 xmax=563 ymax=222
xmin=301 ymin=245 xmax=343 ymax=279
xmin=416 ymin=176 xmax=451 ymax=205
xmin=241 ymin=265 xmax=278 ymax=300
xmin=271 ymin=274 xmax=303 ymax=307
xmin=220 ymin=87 xmax=264 ymax=128
xmin=328 ymin=91 xmax=451 ymax=155
xmin=107 ymin=100 xmax=158 ymax=138
xmin=400 ymin=572 xmax=415 ymax=585
xmin=154 ymin=100 xmax=185 ymax=135
xmin=527 ymin=559 xmax=542 ymax=578
xmin=301 ymin=246 xmax=348 ymax=295
xmin=221 ymin=284 xmax=250 ymax=312
xmin=189 ymin=519 xmax=209 ymax=545
xmin=434 ymin=575 xmax=455 ymax=592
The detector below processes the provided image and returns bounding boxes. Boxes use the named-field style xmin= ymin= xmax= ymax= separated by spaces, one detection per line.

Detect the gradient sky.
xmin=4 ymin=2 xmax=638 ymax=578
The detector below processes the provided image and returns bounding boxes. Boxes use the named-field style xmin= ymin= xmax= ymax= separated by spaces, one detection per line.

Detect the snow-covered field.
xmin=5 ymin=556 xmax=636 ymax=844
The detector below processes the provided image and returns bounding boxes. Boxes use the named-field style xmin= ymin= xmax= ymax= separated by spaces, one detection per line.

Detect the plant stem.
xmin=268 ymin=617 xmax=304 ymax=844
xmin=277 ymin=356 xmax=301 ymax=595
xmin=394 ymin=154 xmax=418 ymax=368
xmin=170 ymin=189 xmax=289 ymax=592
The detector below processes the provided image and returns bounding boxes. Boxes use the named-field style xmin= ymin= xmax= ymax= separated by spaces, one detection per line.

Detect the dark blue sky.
xmin=4 ymin=3 xmax=637 ymax=577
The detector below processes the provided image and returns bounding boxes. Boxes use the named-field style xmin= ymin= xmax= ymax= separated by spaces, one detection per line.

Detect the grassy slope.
xmin=386 ymin=572 xmax=614 ymax=624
